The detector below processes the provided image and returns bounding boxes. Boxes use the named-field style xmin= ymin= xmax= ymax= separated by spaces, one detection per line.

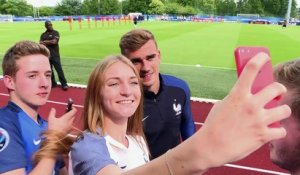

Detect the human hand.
xmin=194 ymin=52 xmax=291 ymax=168
xmin=47 ymin=107 xmax=77 ymax=133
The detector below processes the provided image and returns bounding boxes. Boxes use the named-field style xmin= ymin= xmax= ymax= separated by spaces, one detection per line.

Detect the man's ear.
xmin=3 ymin=75 xmax=15 ymax=91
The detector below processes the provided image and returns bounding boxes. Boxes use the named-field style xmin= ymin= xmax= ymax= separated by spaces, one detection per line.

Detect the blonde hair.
xmin=33 ymin=130 xmax=74 ymax=165
xmin=83 ymin=55 xmax=144 ymax=137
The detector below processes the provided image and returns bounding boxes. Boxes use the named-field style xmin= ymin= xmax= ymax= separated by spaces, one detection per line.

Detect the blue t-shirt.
xmin=71 ymin=131 xmax=115 ymax=175
xmin=0 ymin=102 xmax=64 ymax=174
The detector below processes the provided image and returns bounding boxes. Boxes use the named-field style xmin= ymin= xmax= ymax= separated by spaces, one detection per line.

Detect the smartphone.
xmin=234 ymin=46 xmax=280 ymax=127
xmin=66 ymin=98 xmax=73 ymax=113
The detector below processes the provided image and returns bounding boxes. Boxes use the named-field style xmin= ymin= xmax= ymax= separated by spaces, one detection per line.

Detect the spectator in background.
xmin=40 ymin=20 xmax=69 ymax=91
xmin=119 ymin=29 xmax=196 ymax=159
xmin=133 ymin=16 xmax=138 ymax=27
xmin=282 ymin=19 xmax=287 ymax=28
xmin=270 ymin=59 xmax=300 ymax=174
xmin=0 ymin=40 xmax=77 ymax=175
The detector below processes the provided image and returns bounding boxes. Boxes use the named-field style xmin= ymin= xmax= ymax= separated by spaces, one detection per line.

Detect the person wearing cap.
xmin=40 ymin=20 xmax=69 ymax=91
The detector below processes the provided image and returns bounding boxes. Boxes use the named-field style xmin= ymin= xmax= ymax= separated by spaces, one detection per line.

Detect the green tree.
xmin=176 ymin=0 xmax=196 ymax=6
xmin=236 ymin=0 xmax=252 ymax=14
xmin=148 ymin=0 xmax=165 ymax=14
xmin=125 ymin=0 xmax=151 ymax=14
xmin=54 ymin=0 xmax=82 ymax=15
xmin=39 ymin=7 xmax=55 ymax=16
xmin=199 ymin=0 xmax=217 ymax=15
xmin=180 ymin=5 xmax=197 ymax=15
xmin=236 ymin=0 xmax=244 ymax=14
xmin=164 ymin=2 xmax=181 ymax=15
xmin=121 ymin=0 xmax=129 ymax=14
xmin=81 ymin=0 xmax=98 ymax=15
xmin=262 ymin=0 xmax=281 ymax=16
xmin=290 ymin=0 xmax=298 ymax=17
xmin=247 ymin=0 xmax=264 ymax=15
xmin=216 ymin=0 xmax=236 ymax=16
xmin=0 ymin=0 xmax=6 ymax=14
xmin=100 ymin=0 xmax=119 ymax=15
xmin=1 ymin=0 xmax=32 ymax=16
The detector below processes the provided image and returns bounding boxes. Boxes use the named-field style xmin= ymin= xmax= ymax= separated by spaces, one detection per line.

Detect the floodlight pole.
xmin=286 ymin=0 xmax=292 ymax=24
xmin=98 ymin=0 xmax=101 ymax=15
xmin=121 ymin=0 xmax=123 ymax=15
xmin=33 ymin=6 xmax=36 ymax=18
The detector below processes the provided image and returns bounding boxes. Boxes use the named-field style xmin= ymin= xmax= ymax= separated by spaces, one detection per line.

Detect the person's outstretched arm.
xmin=122 ymin=53 xmax=290 ymax=175
xmin=71 ymin=53 xmax=290 ymax=175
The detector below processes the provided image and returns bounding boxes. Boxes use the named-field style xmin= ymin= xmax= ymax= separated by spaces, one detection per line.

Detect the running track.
xmin=0 ymin=80 xmax=289 ymax=175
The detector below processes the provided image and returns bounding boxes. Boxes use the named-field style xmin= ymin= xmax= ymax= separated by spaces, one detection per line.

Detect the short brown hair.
xmin=274 ymin=59 xmax=300 ymax=120
xmin=119 ymin=29 xmax=157 ymax=57
xmin=2 ymin=40 xmax=50 ymax=77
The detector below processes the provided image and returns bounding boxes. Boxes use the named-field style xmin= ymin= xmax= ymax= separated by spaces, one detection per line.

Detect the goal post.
xmin=0 ymin=14 xmax=13 ymax=22
xmin=237 ymin=13 xmax=260 ymax=19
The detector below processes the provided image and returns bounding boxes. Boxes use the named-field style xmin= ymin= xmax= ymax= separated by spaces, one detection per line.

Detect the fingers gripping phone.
xmin=66 ymin=98 xmax=73 ymax=113
xmin=234 ymin=46 xmax=280 ymax=127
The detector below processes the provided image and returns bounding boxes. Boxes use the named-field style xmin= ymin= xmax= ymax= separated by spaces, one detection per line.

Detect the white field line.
xmin=0 ymin=54 xmax=235 ymax=71
xmin=224 ymin=164 xmax=290 ymax=175
xmin=194 ymin=122 xmax=204 ymax=126
xmin=47 ymin=99 xmax=83 ymax=108
xmin=0 ymin=75 xmax=219 ymax=103
xmin=0 ymin=92 xmax=84 ymax=108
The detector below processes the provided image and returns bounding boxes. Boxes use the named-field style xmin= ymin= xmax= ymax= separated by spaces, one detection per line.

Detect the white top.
xmin=69 ymin=132 xmax=149 ymax=175
xmin=105 ymin=135 xmax=149 ymax=171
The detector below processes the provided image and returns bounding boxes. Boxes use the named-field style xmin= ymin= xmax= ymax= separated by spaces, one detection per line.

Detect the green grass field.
xmin=0 ymin=21 xmax=299 ymax=99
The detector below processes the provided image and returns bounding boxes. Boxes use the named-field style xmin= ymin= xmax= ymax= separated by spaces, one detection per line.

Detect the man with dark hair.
xmin=270 ymin=59 xmax=300 ymax=175
xmin=40 ymin=20 xmax=68 ymax=91
xmin=119 ymin=29 xmax=196 ymax=159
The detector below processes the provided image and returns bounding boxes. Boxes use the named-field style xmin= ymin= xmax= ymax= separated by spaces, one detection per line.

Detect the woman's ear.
xmin=3 ymin=75 xmax=15 ymax=91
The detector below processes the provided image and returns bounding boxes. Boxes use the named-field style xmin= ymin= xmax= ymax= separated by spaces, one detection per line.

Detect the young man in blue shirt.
xmin=0 ymin=40 xmax=76 ymax=175
xmin=119 ymin=29 xmax=196 ymax=159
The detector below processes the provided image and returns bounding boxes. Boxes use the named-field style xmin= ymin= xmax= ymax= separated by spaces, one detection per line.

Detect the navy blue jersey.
xmin=0 ymin=102 xmax=64 ymax=174
xmin=143 ymin=74 xmax=196 ymax=159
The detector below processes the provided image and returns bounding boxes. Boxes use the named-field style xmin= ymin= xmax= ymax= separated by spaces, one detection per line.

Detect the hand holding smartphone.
xmin=66 ymin=98 xmax=73 ymax=113
xmin=234 ymin=46 xmax=280 ymax=127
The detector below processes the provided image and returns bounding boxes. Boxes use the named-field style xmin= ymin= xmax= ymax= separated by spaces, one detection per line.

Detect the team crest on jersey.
xmin=0 ymin=128 xmax=9 ymax=152
xmin=116 ymin=161 xmax=127 ymax=169
xmin=173 ymin=99 xmax=182 ymax=116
